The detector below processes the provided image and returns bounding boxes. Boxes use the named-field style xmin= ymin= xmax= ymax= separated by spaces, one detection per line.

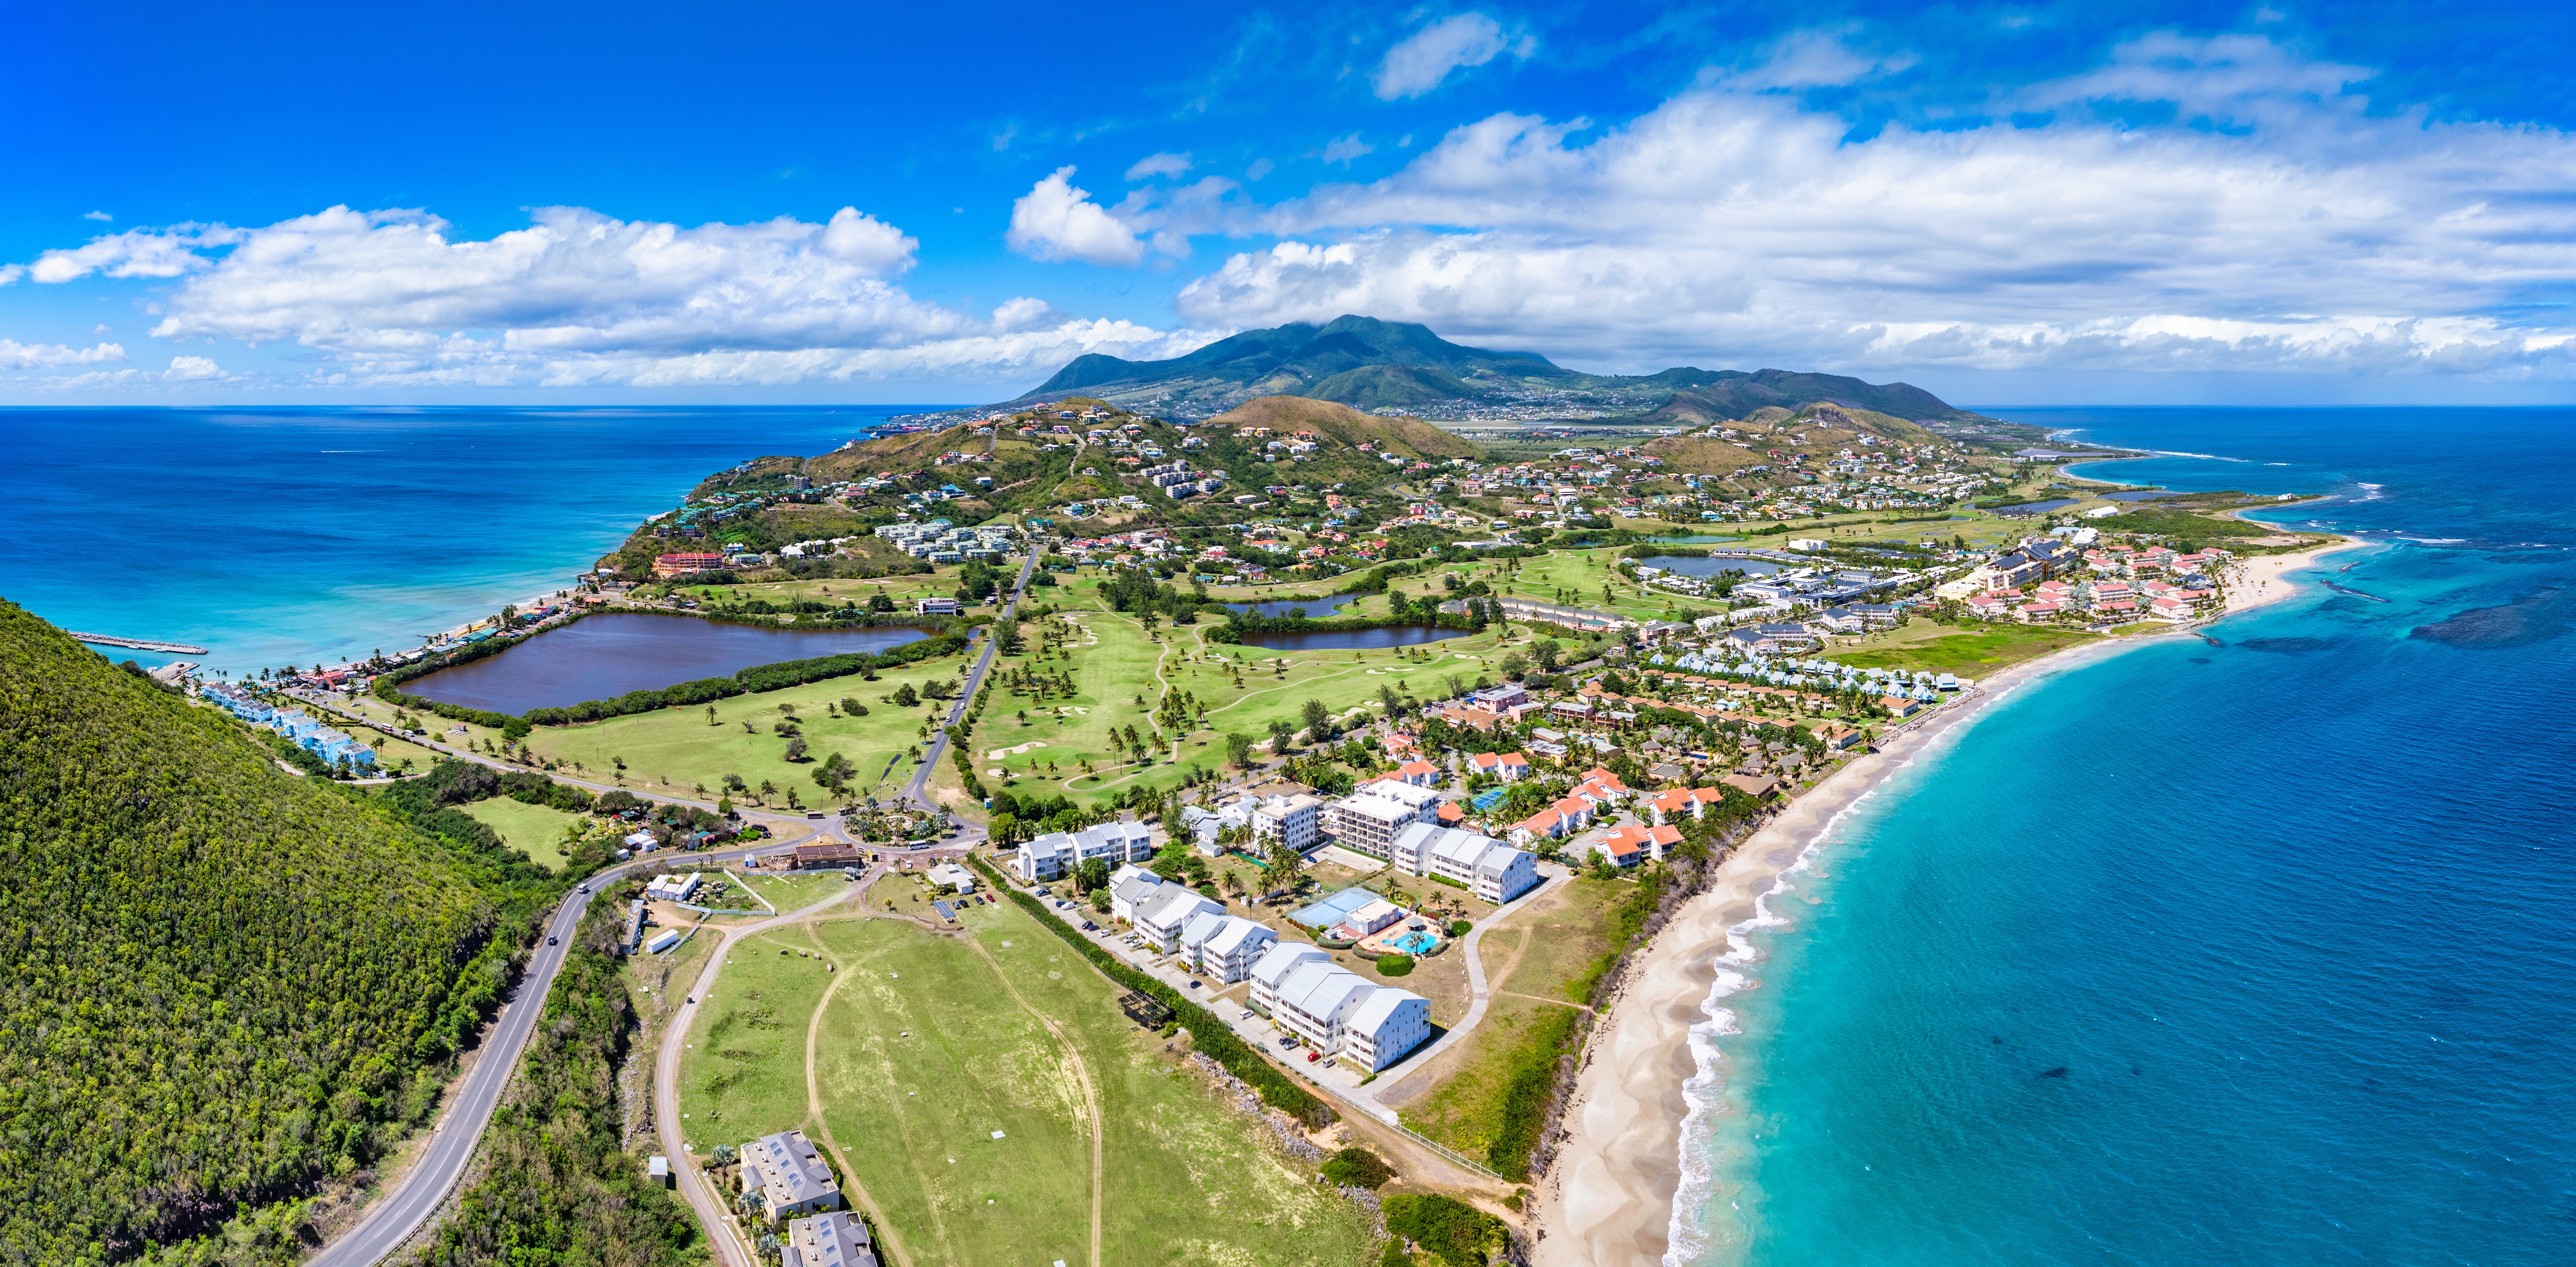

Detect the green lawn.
xmin=808 ymin=904 xmax=1370 ymax=1267
xmin=522 ymin=654 xmax=977 ymax=809
xmin=460 ymin=797 xmax=587 ymax=871
xmin=675 ymin=928 xmax=843 ymax=1152
xmin=1383 ymin=877 xmax=1627 ymax=1155
xmin=1832 ymin=624 xmax=2099 ymax=675
xmin=739 ymin=870 xmax=868 ymax=912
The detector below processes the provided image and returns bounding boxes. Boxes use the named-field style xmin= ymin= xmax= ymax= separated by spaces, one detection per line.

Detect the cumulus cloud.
xmin=1125 ymin=152 xmax=1194 ymax=181
xmin=1178 ymin=33 xmax=2576 ymax=379
xmin=1 ymin=204 xmax=1219 ymax=389
xmin=0 ymin=338 xmax=126 ymax=369
xmin=1321 ymin=133 xmax=1376 ymax=166
xmin=1006 ymin=167 xmax=1146 ymax=266
xmin=1374 ymin=13 xmax=1533 ymax=100
xmin=83 ymin=210 xmax=112 ymax=222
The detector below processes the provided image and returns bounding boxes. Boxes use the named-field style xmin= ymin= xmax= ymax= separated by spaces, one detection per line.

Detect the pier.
xmin=72 ymin=632 xmax=210 ymax=655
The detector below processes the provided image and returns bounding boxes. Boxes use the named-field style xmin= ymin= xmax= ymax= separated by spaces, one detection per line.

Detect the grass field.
xmin=1383 ymin=877 xmax=1627 ymax=1155
xmin=674 ymin=927 xmax=843 ymax=1151
xmin=459 ymin=796 xmax=586 ymax=871
xmin=518 ymin=654 xmax=978 ymax=809
xmin=1831 ymin=621 xmax=2099 ymax=675
xmin=740 ymin=871 xmax=866 ymax=911
xmin=805 ymin=903 xmax=1372 ymax=1267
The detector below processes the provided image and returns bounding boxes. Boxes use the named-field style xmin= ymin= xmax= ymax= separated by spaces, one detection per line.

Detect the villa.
xmin=739 ymin=1129 xmax=841 ymax=1226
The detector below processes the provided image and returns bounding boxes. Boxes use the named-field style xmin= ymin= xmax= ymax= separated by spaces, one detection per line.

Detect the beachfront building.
xmin=1591 ymin=822 xmax=1683 ymax=867
xmin=653 ymin=551 xmax=729 ymax=577
xmin=1179 ymin=911 xmax=1278 ymax=982
xmin=783 ymin=1212 xmax=880 ymax=1267
xmin=1015 ymin=814 xmax=1155 ymax=882
xmin=1326 ymin=781 xmax=1443 ymax=858
xmin=1247 ymin=942 xmax=1433 ymax=1072
xmin=1390 ymin=823 xmax=1541 ymax=904
xmin=740 ymin=1129 xmax=842 ymax=1226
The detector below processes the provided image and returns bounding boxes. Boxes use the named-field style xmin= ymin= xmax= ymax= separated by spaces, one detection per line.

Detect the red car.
xmin=1306 ymin=1051 xmax=1320 ymax=1063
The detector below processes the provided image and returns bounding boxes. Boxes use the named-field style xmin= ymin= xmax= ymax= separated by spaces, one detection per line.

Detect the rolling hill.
xmin=0 ymin=600 xmax=535 ymax=1263
xmin=1006 ymin=314 xmax=1990 ymax=425
xmin=1206 ymin=395 xmax=1481 ymax=461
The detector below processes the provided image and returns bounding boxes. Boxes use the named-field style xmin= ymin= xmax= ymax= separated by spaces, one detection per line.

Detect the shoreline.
xmin=1533 ymin=537 xmax=2360 ymax=1267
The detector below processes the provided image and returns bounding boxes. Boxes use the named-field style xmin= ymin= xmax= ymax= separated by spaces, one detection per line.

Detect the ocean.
xmin=0 ymin=406 xmax=940 ymax=677
xmin=1676 ymin=408 xmax=2576 ymax=1266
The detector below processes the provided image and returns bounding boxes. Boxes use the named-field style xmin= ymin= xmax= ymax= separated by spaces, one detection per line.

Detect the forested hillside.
xmin=0 ymin=600 xmax=534 ymax=1264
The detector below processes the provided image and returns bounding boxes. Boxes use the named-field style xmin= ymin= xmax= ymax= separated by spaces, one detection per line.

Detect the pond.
xmin=1637 ymin=554 xmax=1790 ymax=578
xmin=405 ymin=613 xmax=935 ymax=714
xmin=1643 ymin=534 xmax=1744 ymax=545
xmin=1223 ymin=597 xmax=1359 ymax=619
xmin=1237 ymin=625 xmax=1471 ymax=651
xmin=1986 ymin=498 xmax=2082 ymax=516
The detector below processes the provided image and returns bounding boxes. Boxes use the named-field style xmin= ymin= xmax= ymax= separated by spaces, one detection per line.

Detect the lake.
xmin=1637 ymin=555 xmax=1790 ymax=578
xmin=1224 ymin=597 xmax=1358 ymax=618
xmin=1237 ymin=625 xmax=1471 ymax=651
xmin=405 ymin=613 xmax=933 ymax=713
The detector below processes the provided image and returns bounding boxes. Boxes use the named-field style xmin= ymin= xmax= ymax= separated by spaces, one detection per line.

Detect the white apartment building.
xmin=740 ymin=1129 xmax=842 ymax=1226
xmin=1327 ymin=781 xmax=1443 ymax=859
xmin=1391 ymin=823 xmax=1541 ymax=904
xmin=783 ymin=1211 xmax=879 ymax=1267
xmin=1247 ymin=789 xmax=1325 ymax=852
xmin=1247 ymin=941 xmax=1432 ymax=1073
xmin=1014 ymin=814 xmax=1156 ymax=882
xmin=1179 ymin=911 xmax=1278 ymax=982
xmin=1132 ymin=884 xmax=1225 ymax=953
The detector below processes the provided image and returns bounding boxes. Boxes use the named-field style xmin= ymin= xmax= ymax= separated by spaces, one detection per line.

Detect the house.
xmin=925 ymin=862 xmax=975 ymax=893
xmin=740 ymin=1130 xmax=842 ymax=1226
xmin=1247 ymin=942 xmax=1432 ymax=1072
xmin=1466 ymin=750 xmax=1530 ymax=781
xmin=645 ymin=872 xmax=702 ymax=903
xmin=1591 ymin=822 xmax=1681 ymax=866
xmin=1647 ymin=786 xmax=1726 ymax=824
xmin=1964 ymin=592 xmax=2012 ymax=620
xmin=1389 ymin=759 xmax=1441 ymax=787
xmin=1182 ymin=912 xmax=1279 ymax=982
xmin=1572 ymin=767 xmax=1631 ymax=805
xmin=1392 ymin=823 xmax=1541 ymax=903
xmin=1015 ymin=814 xmax=1156 ymax=882
xmin=1328 ymin=782 xmax=1443 ymax=859
xmin=1881 ymin=695 xmax=1922 ymax=718
xmin=1719 ymin=773 xmax=1779 ymax=799
xmin=915 ymin=597 xmax=962 ymax=615
xmin=783 ymin=1212 xmax=879 ymax=1267
xmin=1810 ymin=606 xmax=1864 ymax=634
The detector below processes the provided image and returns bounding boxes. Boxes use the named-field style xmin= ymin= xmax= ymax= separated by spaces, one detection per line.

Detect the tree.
xmin=891 ymin=683 xmax=920 ymax=707
xmin=706 ymin=705 xmax=718 ymax=726
xmin=868 ymin=593 xmax=896 ymax=612
xmin=841 ymin=697 xmax=867 ymax=716
xmin=1268 ymin=718 xmax=1296 ymax=755
xmin=1533 ymin=639 xmax=1563 ymax=673
xmin=758 ymin=778 xmax=777 ymax=803
xmin=1300 ymin=697 xmax=1332 ymax=741
xmin=1075 ymin=857 xmax=1111 ymax=894
xmin=1224 ymin=731 xmax=1256 ymax=768
xmin=1498 ymin=651 xmax=1530 ymax=680
xmin=989 ymin=813 xmax=1026 ymax=852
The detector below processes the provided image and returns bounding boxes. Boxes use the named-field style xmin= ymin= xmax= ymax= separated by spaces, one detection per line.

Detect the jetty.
xmin=72 ymin=632 xmax=210 ymax=655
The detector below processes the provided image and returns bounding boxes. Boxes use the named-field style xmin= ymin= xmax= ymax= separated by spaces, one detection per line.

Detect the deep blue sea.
xmin=1677 ymin=408 xmax=2576 ymax=1266
xmin=0 ymin=406 xmax=940 ymax=676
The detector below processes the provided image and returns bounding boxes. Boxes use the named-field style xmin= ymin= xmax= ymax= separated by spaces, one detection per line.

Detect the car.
xmin=1186 ymin=979 xmax=1202 ymax=990
xmin=686 ymin=996 xmax=695 ymax=1004
xmin=1278 ymin=1036 xmax=1296 ymax=1049
xmin=1306 ymin=1051 xmax=1321 ymax=1063
xmin=1239 ymin=1008 xmax=1255 ymax=1020
xmin=546 ymin=935 xmax=558 ymax=945
xmin=576 ymin=884 xmax=588 ymax=894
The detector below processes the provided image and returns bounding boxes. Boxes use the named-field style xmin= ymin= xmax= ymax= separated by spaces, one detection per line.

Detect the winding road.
xmin=307 ymin=541 xmax=1043 ymax=1265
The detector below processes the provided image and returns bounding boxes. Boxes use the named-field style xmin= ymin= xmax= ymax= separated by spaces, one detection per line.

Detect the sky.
xmin=5 ymin=0 xmax=2574 ymax=407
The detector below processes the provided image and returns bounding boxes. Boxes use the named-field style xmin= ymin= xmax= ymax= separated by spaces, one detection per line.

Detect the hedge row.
xmin=1207 ymin=611 xmax=1480 ymax=644
xmin=971 ymin=855 xmax=1333 ymax=1128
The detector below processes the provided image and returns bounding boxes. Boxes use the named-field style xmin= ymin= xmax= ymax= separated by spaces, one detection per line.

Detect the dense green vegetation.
xmin=403 ymin=902 xmax=697 ymax=1267
xmin=972 ymin=856 xmax=1333 ymax=1126
xmin=0 ymin=601 xmax=552 ymax=1264
xmin=1382 ymin=1193 xmax=1506 ymax=1267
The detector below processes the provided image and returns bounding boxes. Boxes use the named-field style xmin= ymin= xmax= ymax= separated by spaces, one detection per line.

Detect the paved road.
xmin=652 ymin=874 xmax=879 ymax=1267
xmin=901 ymin=542 xmax=1043 ymax=811
xmin=308 ymin=839 xmax=785 ymax=1267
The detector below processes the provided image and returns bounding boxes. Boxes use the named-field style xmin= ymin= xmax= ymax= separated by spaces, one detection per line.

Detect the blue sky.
xmin=6 ymin=0 xmax=2574 ymax=405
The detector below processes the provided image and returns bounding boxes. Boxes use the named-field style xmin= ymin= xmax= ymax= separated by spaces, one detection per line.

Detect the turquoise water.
xmin=0 ymin=406 xmax=937 ymax=676
xmin=1386 ymin=929 xmax=1440 ymax=955
xmin=1680 ymin=409 xmax=2576 ymax=1267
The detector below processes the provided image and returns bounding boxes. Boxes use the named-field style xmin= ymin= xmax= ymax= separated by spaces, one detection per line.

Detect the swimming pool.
xmin=1384 ymin=930 xmax=1440 ymax=955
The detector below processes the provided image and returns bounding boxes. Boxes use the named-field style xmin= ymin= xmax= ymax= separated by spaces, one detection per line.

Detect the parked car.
xmin=1306 ymin=1051 xmax=1321 ymax=1063
xmin=1239 ymin=1009 xmax=1255 ymax=1020
xmin=1187 ymin=979 xmax=1203 ymax=990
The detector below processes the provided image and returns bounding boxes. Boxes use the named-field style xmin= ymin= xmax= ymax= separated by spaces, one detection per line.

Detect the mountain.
xmin=1019 ymin=315 xmax=1566 ymax=411
xmin=1011 ymin=314 xmax=1990 ymax=424
xmin=1205 ymin=395 xmax=1481 ymax=461
xmin=0 ymin=600 xmax=533 ymax=1262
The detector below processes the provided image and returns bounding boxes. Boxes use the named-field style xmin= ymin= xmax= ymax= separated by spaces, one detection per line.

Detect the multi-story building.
xmin=740 ymin=1129 xmax=842 ymax=1226
xmin=1247 ymin=942 xmax=1432 ymax=1072
xmin=1179 ymin=911 xmax=1278 ymax=982
xmin=1325 ymin=781 xmax=1443 ymax=859
xmin=1243 ymin=788 xmax=1325 ymax=852
xmin=782 ymin=1212 xmax=880 ymax=1267
xmin=1392 ymin=823 xmax=1541 ymax=904
xmin=1015 ymin=814 xmax=1155 ymax=882
xmin=1131 ymin=882 xmax=1225 ymax=953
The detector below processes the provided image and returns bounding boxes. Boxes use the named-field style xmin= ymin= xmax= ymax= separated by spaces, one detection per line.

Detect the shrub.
xmin=1446 ymin=919 xmax=1471 ymax=937
xmin=1376 ymin=954 xmax=1415 ymax=977
xmin=1320 ymin=1147 xmax=1396 ymax=1189
xmin=1382 ymin=1194 xmax=1504 ymax=1267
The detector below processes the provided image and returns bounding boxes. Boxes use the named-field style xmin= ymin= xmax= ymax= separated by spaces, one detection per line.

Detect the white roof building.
xmin=1133 ymin=883 xmax=1225 ymax=953
xmin=740 ymin=1129 xmax=842 ymax=1226
xmin=783 ymin=1211 xmax=879 ymax=1267
xmin=925 ymin=862 xmax=976 ymax=893
xmin=1247 ymin=790 xmax=1326 ymax=852
xmin=1246 ymin=941 xmax=1431 ymax=1073
xmin=1392 ymin=823 xmax=1540 ymax=904
xmin=1015 ymin=814 xmax=1155 ymax=881
xmin=645 ymin=872 xmax=702 ymax=903
xmin=1326 ymin=781 xmax=1443 ymax=860
xmin=1179 ymin=911 xmax=1278 ymax=982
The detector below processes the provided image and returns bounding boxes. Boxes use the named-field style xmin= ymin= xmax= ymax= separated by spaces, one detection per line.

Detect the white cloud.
xmin=1006 ymin=167 xmax=1146 ymax=266
xmin=1321 ymin=133 xmax=1376 ymax=166
xmin=1374 ymin=13 xmax=1533 ymax=100
xmin=1177 ymin=34 xmax=2576 ymax=380
xmin=83 ymin=210 xmax=112 ymax=222
xmin=1717 ymin=27 xmax=1918 ymax=91
xmin=1125 ymin=152 xmax=1194 ymax=181
xmin=0 ymin=203 xmax=1221 ymax=390
xmin=0 ymin=338 xmax=126 ymax=369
